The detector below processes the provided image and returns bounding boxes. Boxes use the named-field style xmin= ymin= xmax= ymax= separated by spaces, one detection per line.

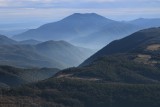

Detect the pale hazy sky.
xmin=0 ymin=0 xmax=160 ymax=24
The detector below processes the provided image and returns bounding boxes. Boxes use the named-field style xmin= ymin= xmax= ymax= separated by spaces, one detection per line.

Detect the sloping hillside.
xmin=81 ymin=27 xmax=160 ymax=66
xmin=0 ymin=35 xmax=17 ymax=45
xmin=1 ymin=28 xmax=160 ymax=107
xmin=36 ymin=40 xmax=94 ymax=68
xmin=0 ymin=36 xmax=94 ymax=69
xmin=12 ymin=14 xmax=160 ymax=49
xmin=54 ymin=28 xmax=160 ymax=85
xmin=13 ymin=13 xmax=115 ymax=41
xmin=0 ymin=65 xmax=59 ymax=88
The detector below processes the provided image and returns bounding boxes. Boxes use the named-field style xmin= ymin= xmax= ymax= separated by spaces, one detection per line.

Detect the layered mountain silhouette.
xmin=129 ymin=18 xmax=160 ymax=28
xmin=0 ymin=35 xmax=17 ymax=45
xmin=35 ymin=40 xmax=94 ymax=68
xmin=0 ymin=35 xmax=94 ymax=69
xmin=81 ymin=27 xmax=160 ymax=66
xmin=1 ymin=13 xmax=160 ymax=107
xmin=19 ymin=39 xmax=42 ymax=45
xmin=2 ymin=28 xmax=160 ymax=107
xmin=72 ymin=22 xmax=140 ymax=48
xmin=12 ymin=13 xmax=160 ymax=49
xmin=0 ymin=29 xmax=28 ymax=37
xmin=13 ymin=13 xmax=113 ymax=41
xmin=53 ymin=27 xmax=160 ymax=84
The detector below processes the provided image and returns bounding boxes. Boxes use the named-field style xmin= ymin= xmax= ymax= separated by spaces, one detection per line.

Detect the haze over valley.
xmin=0 ymin=0 xmax=160 ymax=107
xmin=11 ymin=13 xmax=160 ymax=49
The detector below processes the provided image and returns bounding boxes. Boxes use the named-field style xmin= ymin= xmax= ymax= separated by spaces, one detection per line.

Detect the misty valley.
xmin=0 ymin=13 xmax=160 ymax=107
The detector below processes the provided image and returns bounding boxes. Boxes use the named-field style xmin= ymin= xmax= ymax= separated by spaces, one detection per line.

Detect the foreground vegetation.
xmin=1 ymin=78 xmax=160 ymax=107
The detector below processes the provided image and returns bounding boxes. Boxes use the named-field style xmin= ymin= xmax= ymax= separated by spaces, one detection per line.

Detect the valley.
xmin=0 ymin=35 xmax=94 ymax=69
xmin=0 ymin=12 xmax=160 ymax=107
xmin=1 ymin=26 xmax=160 ymax=107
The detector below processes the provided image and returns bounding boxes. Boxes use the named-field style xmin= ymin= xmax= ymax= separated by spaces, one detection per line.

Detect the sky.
xmin=0 ymin=0 xmax=160 ymax=29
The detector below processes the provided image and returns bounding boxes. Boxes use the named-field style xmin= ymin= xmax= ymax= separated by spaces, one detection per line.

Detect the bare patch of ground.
xmin=56 ymin=74 xmax=100 ymax=81
xmin=147 ymin=44 xmax=160 ymax=51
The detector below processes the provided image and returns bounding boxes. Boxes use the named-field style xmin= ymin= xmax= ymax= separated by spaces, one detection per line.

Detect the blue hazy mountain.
xmin=55 ymin=27 xmax=160 ymax=84
xmin=35 ymin=40 xmax=94 ymax=68
xmin=0 ymin=22 xmax=44 ymax=30
xmin=0 ymin=35 xmax=94 ymax=69
xmin=71 ymin=18 xmax=160 ymax=49
xmin=0 ymin=29 xmax=28 ymax=37
xmin=13 ymin=13 xmax=117 ymax=41
xmin=129 ymin=18 xmax=160 ymax=28
xmin=72 ymin=22 xmax=141 ymax=49
xmin=0 ymin=35 xmax=18 ymax=45
xmin=19 ymin=39 xmax=42 ymax=45
xmin=13 ymin=13 xmax=160 ymax=49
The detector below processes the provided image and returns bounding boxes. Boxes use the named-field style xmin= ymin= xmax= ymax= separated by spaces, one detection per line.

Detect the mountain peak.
xmin=0 ymin=34 xmax=8 ymax=39
xmin=71 ymin=13 xmax=100 ymax=16
xmin=13 ymin=13 xmax=118 ymax=41
xmin=19 ymin=39 xmax=42 ymax=45
xmin=0 ymin=34 xmax=17 ymax=45
xmin=62 ymin=13 xmax=113 ymax=22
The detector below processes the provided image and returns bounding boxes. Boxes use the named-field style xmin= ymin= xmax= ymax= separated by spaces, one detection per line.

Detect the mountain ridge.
xmin=51 ymin=27 xmax=160 ymax=85
xmin=0 ymin=35 xmax=94 ymax=69
xmin=13 ymin=13 xmax=114 ymax=41
xmin=12 ymin=13 xmax=160 ymax=49
xmin=81 ymin=27 xmax=160 ymax=66
xmin=0 ymin=34 xmax=18 ymax=45
xmin=0 ymin=65 xmax=59 ymax=88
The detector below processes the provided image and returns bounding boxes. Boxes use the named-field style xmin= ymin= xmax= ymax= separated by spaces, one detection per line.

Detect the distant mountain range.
xmin=19 ymin=39 xmax=42 ymax=45
xmin=0 ymin=35 xmax=17 ymax=45
xmin=1 ymin=13 xmax=160 ymax=107
xmin=0 ymin=29 xmax=28 ymax=37
xmin=12 ymin=13 xmax=160 ymax=49
xmin=13 ymin=13 xmax=114 ymax=41
xmin=128 ymin=18 xmax=160 ymax=28
xmin=0 ymin=35 xmax=94 ymax=69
